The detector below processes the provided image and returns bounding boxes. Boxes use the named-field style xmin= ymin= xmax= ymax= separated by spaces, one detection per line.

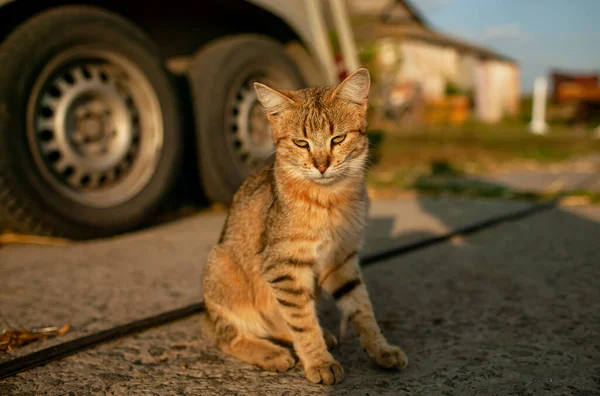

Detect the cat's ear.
xmin=331 ymin=68 xmax=370 ymax=106
xmin=254 ymin=82 xmax=295 ymax=116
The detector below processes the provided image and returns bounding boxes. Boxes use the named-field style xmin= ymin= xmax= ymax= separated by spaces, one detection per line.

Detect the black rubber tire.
xmin=188 ymin=34 xmax=306 ymax=206
xmin=0 ymin=6 xmax=183 ymax=239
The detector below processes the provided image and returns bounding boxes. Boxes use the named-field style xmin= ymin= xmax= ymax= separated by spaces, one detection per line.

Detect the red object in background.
xmin=335 ymin=53 xmax=348 ymax=81
xmin=551 ymin=71 xmax=600 ymax=103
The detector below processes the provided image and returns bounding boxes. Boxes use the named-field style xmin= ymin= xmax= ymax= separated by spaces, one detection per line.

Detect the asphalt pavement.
xmin=0 ymin=196 xmax=599 ymax=395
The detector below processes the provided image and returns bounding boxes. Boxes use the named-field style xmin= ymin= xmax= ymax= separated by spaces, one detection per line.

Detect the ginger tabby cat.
xmin=200 ymin=68 xmax=408 ymax=385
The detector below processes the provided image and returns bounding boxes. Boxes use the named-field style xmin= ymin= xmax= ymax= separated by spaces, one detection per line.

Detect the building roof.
xmin=348 ymin=0 xmax=517 ymax=64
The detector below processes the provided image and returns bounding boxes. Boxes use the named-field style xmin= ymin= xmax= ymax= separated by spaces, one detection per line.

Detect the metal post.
xmin=529 ymin=76 xmax=549 ymax=135
xmin=303 ymin=0 xmax=338 ymax=85
xmin=329 ymin=0 xmax=361 ymax=74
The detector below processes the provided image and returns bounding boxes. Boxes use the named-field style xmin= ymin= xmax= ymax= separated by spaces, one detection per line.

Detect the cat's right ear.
xmin=254 ymin=83 xmax=295 ymax=116
xmin=330 ymin=68 xmax=371 ymax=107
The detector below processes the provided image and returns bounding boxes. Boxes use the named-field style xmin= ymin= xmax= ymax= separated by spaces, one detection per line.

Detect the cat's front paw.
xmin=258 ymin=348 xmax=296 ymax=372
xmin=368 ymin=344 xmax=408 ymax=370
xmin=305 ymin=360 xmax=344 ymax=385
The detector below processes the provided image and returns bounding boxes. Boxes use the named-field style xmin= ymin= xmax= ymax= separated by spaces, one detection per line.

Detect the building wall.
xmin=372 ymin=37 xmax=520 ymax=123
xmin=455 ymin=54 xmax=479 ymax=92
xmin=475 ymin=60 xmax=521 ymax=123
xmin=398 ymin=40 xmax=459 ymax=100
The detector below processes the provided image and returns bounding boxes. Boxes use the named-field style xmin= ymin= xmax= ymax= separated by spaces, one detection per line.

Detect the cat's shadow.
xmin=316 ymin=201 xmax=444 ymax=364
xmin=313 ymin=196 xmax=551 ymax=392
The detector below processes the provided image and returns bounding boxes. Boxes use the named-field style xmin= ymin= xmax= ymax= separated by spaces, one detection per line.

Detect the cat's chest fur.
xmin=288 ymin=196 xmax=367 ymax=266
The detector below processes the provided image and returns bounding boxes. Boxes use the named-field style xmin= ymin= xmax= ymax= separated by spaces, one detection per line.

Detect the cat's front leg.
xmin=320 ymin=251 xmax=408 ymax=370
xmin=263 ymin=256 xmax=344 ymax=385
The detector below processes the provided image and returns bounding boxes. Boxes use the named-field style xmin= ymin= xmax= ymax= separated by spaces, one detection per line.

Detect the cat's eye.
xmin=293 ymin=139 xmax=309 ymax=149
xmin=331 ymin=134 xmax=346 ymax=145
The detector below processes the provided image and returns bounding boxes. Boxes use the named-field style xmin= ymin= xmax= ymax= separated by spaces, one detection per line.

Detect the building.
xmin=338 ymin=0 xmax=520 ymax=124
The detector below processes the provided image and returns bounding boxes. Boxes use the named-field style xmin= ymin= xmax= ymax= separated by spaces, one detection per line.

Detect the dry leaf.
xmin=0 ymin=323 xmax=70 ymax=352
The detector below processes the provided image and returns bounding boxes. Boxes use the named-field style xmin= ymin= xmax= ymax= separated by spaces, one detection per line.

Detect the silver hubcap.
xmin=229 ymin=76 xmax=275 ymax=171
xmin=27 ymin=47 xmax=163 ymax=208
xmin=227 ymin=70 xmax=299 ymax=173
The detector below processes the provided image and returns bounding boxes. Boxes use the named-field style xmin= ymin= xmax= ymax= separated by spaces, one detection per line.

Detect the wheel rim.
xmin=26 ymin=47 xmax=163 ymax=208
xmin=225 ymin=68 xmax=299 ymax=173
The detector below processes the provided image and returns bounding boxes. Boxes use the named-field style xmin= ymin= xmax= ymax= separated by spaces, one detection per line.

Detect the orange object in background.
xmin=551 ymin=71 xmax=600 ymax=103
xmin=424 ymin=96 xmax=470 ymax=125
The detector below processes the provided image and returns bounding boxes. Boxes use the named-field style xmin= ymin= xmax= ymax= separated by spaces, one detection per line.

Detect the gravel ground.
xmin=1 ymin=201 xmax=599 ymax=395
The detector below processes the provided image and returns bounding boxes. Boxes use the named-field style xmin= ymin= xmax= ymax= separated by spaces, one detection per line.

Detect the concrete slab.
xmin=1 ymin=203 xmax=599 ymax=395
xmin=364 ymin=197 xmax=534 ymax=255
xmin=484 ymin=153 xmax=600 ymax=193
xmin=0 ymin=197 xmax=533 ymax=363
xmin=486 ymin=170 xmax=600 ymax=193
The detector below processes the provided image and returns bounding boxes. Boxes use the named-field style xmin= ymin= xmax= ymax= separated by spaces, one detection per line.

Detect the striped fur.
xmin=200 ymin=69 xmax=407 ymax=385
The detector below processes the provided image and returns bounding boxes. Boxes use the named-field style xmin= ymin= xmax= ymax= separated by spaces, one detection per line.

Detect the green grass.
xmin=367 ymin=166 xmax=600 ymax=204
xmin=367 ymin=121 xmax=600 ymax=172
xmin=367 ymin=161 xmax=545 ymax=201
xmin=366 ymin=121 xmax=600 ymax=203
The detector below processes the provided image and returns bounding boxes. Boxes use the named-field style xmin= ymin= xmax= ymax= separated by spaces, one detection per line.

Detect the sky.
xmin=412 ymin=0 xmax=600 ymax=93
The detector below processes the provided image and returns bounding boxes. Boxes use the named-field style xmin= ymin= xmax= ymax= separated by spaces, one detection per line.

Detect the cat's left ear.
xmin=254 ymin=82 xmax=295 ymax=116
xmin=330 ymin=68 xmax=371 ymax=106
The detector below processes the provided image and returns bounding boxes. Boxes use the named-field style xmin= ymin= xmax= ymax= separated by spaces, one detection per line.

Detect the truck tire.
xmin=0 ymin=6 xmax=183 ymax=238
xmin=188 ymin=35 xmax=306 ymax=206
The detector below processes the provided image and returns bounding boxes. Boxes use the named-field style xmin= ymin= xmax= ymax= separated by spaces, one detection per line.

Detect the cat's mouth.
xmin=308 ymin=171 xmax=341 ymax=185
xmin=312 ymin=176 xmax=336 ymax=184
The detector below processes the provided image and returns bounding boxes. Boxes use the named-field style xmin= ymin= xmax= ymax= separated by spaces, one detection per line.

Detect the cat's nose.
xmin=317 ymin=164 xmax=328 ymax=174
